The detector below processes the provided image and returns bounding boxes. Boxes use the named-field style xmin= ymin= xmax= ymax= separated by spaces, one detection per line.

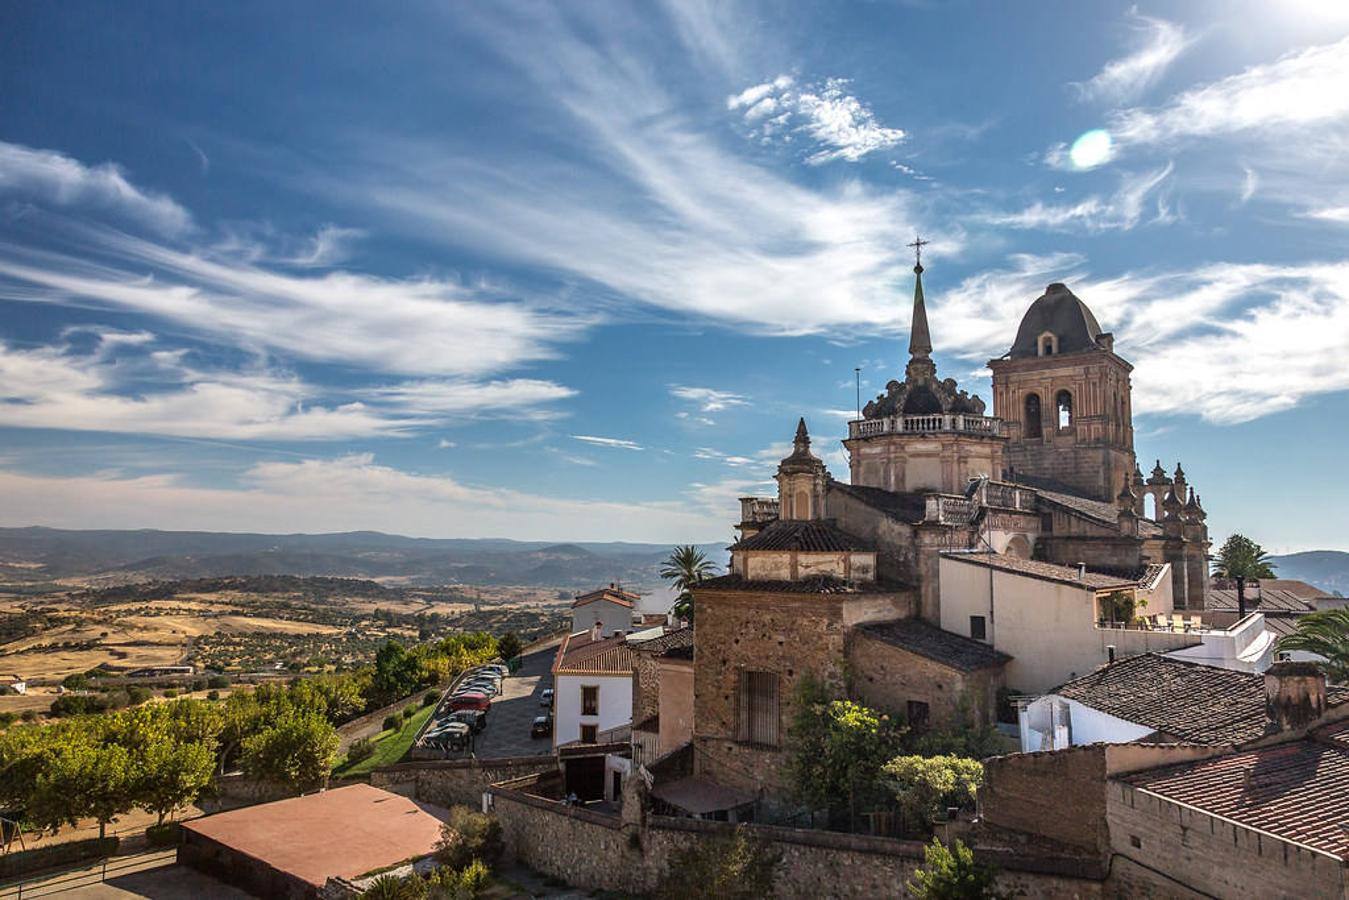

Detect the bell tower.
xmin=988 ymin=283 xmax=1136 ymax=502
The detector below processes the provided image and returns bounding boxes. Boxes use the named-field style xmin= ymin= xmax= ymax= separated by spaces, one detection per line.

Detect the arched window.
xmin=795 ymin=489 xmax=810 ymax=520
xmin=1038 ymin=332 xmax=1057 ymax=356
xmin=1024 ymin=393 xmax=1042 ymax=439
xmin=1056 ymin=390 xmax=1073 ymax=429
xmin=1143 ymin=493 xmax=1157 ymax=521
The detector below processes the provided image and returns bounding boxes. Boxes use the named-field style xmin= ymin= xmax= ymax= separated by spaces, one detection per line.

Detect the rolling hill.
xmin=1268 ymin=550 xmax=1349 ymax=597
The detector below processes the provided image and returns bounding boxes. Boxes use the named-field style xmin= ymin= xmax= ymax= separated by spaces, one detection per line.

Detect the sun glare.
xmin=1069 ymin=128 xmax=1113 ymax=169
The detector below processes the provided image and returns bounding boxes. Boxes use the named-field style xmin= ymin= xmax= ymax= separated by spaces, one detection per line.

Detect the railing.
xmin=924 ymin=495 xmax=975 ymax=525
xmin=848 ymin=414 xmax=1003 ymax=440
xmin=738 ymin=497 xmax=780 ymax=523
xmin=982 ymin=482 xmax=1037 ymax=511
xmin=1 ymin=849 xmax=177 ymax=900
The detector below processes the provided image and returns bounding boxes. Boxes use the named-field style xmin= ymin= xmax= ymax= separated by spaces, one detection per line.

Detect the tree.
xmin=1212 ymin=534 xmax=1276 ymax=619
xmin=884 ymin=755 xmax=984 ymax=830
xmin=135 ymin=736 xmax=216 ymax=826
xmin=241 ymin=711 xmax=339 ymax=793
xmin=1278 ymin=608 xmax=1349 ymax=683
xmin=434 ymin=806 xmax=503 ymax=870
xmin=907 ymin=838 xmax=1002 ymax=900
xmin=372 ymin=641 xmax=423 ymax=706
xmin=496 ymin=632 xmax=522 ymax=662
xmin=655 ymin=825 xmax=780 ymax=900
xmin=31 ymin=739 xmax=134 ymax=839
xmin=660 ymin=545 xmax=717 ymax=623
xmin=785 ymin=675 xmax=904 ymax=830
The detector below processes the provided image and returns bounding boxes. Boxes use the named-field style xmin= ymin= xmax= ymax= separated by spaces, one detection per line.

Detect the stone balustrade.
xmin=738 ymin=496 xmax=780 ymax=523
xmin=848 ymin=413 xmax=1003 ymax=440
xmin=925 ymin=495 xmax=976 ymax=525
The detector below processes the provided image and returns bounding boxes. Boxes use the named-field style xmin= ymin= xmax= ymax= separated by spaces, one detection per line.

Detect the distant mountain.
xmin=0 ymin=526 xmax=727 ymax=592
xmin=1268 ymin=550 xmax=1349 ymax=597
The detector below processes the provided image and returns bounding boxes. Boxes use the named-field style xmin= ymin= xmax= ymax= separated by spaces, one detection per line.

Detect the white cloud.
xmin=1300 ymin=206 xmax=1349 ymax=223
xmin=0 ymin=454 xmax=726 ymax=543
xmin=1072 ymin=12 xmax=1189 ymax=104
xmin=982 ymin=164 xmax=1174 ymax=232
xmin=364 ymin=379 xmax=575 ymax=418
xmin=669 ymin=385 xmax=749 ymax=413
xmin=437 ymin=439 xmax=457 ymax=449
xmin=1240 ymin=166 xmax=1259 ymax=204
xmin=286 ymin=225 xmax=365 ymax=267
xmin=1109 ymin=35 xmax=1349 ymax=147
xmin=0 ymin=141 xmax=192 ymax=235
xmin=572 ymin=434 xmax=643 ymax=450
xmin=728 ymin=75 xmax=906 ymax=164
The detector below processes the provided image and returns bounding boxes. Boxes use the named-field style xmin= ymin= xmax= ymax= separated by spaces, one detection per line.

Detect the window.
xmin=581 ymin=685 xmax=599 ymax=716
xmin=1038 ymin=332 xmax=1057 ymax=356
xmin=795 ymin=489 xmax=810 ymax=520
xmin=1056 ymin=390 xmax=1073 ymax=429
xmin=906 ymin=700 xmax=931 ymax=730
xmin=736 ymin=670 xmax=781 ymax=747
xmin=581 ymin=724 xmax=597 ymax=744
xmin=969 ymin=615 xmax=987 ymax=641
xmin=1023 ymin=393 xmax=1042 ymax=439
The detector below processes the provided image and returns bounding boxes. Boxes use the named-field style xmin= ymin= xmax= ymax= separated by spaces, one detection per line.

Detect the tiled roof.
xmin=552 ymin=631 xmax=636 ymax=676
xmin=1036 ymin=488 xmax=1162 ymax=538
xmin=695 ymin=573 xmax=904 ymax=595
xmin=629 ymin=627 xmax=694 ymax=657
xmin=1053 ymin=653 xmax=1349 ymax=745
xmin=571 ymin=585 xmax=639 ymax=608
xmin=1121 ymin=725 xmax=1349 ymax=859
xmin=1207 ymin=588 xmax=1315 ymax=614
xmin=827 ymin=482 xmax=927 ymax=524
xmin=940 ymin=551 xmax=1136 ymax=591
xmin=858 ymin=619 xmax=1010 ymax=672
xmin=729 ymin=519 xmax=874 ymax=553
xmin=1214 ymin=579 xmax=1331 ymax=600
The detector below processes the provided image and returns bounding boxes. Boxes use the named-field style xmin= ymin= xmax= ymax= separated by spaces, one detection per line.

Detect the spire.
xmin=794 ymin=416 xmax=810 ymax=451
xmin=908 ymin=259 xmax=932 ymax=360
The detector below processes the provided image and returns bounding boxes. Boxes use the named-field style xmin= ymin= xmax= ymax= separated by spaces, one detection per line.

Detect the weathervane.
xmin=907 ymin=235 xmax=930 ymax=272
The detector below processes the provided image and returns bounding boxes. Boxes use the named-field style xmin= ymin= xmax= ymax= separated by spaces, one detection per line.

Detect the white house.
xmin=570 ymin=584 xmax=639 ymax=638
xmin=1018 ymin=653 xmax=1349 ymax=753
xmin=551 ymin=627 xmax=635 ymax=749
xmin=0 ymin=675 xmax=25 ymax=695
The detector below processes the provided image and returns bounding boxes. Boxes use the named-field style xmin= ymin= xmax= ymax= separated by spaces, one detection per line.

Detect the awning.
xmin=650 ymin=776 xmax=755 ymax=815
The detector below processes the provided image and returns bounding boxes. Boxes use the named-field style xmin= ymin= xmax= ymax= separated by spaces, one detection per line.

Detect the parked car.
xmin=482 ymin=664 xmax=509 ymax=678
xmin=448 ymin=709 xmax=486 ymax=734
xmin=463 ymin=682 xmax=499 ymax=698
xmin=448 ymin=693 xmax=490 ymax=713
xmin=539 ymin=688 xmax=554 ymax=708
xmin=531 ymin=715 xmax=552 ymax=739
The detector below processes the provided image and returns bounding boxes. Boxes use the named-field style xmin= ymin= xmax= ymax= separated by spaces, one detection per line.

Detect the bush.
xmin=61 ymin=673 xmax=90 ymax=691
xmin=402 ymin=705 xmax=416 ymax=720
xmin=191 ymin=679 xmax=207 ymax=692
xmin=207 ymin=675 xmax=231 ymax=689
xmin=655 ymin=825 xmax=780 ymax=900
xmin=127 ymin=686 xmax=152 ymax=705
xmin=427 ymin=859 xmax=490 ymax=899
xmin=0 ymin=712 xmax=15 ymax=728
xmin=162 ymin=689 xmax=179 ymax=699
xmin=347 ymin=737 xmax=377 ymax=764
xmin=359 ymin=873 xmax=425 ymax=899
xmin=206 ymin=690 xmax=221 ymax=701
xmin=146 ymin=822 xmax=181 ymax=847
xmin=19 ymin=710 xmax=37 ymax=723
xmin=422 ymin=692 xmax=439 ymax=707
xmin=434 ymin=807 xmax=503 ymax=870
xmin=906 ymin=838 xmax=1002 ymax=899
xmin=382 ymin=714 xmax=401 ymax=732
xmin=884 ymin=756 xmax=984 ymax=829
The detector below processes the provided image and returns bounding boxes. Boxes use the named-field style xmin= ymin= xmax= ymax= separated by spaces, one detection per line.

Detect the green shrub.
xmin=382 ymin=714 xmax=401 ymax=732
xmin=206 ymin=690 xmax=221 ymax=701
xmin=655 ymin=825 xmax=780 ymax=900
xmin=347 ymin=737 xmax=377 ymax=764
xmin=61 ymin=673 xmax=90 ymax=691
xmin=19 ymin=710 xmax=37 ymax=723
xmin=402 ymin=705 xmax=416 ymax=720
xmin=127 ymin=686 xmax=152 ymax=705
xmin=162 ymin=689 xmax=178 ymax=699
xmin=427 ymin=858 xmax=490 ymax=899
xmin=884 ymin=755 xmax=984 ymax=827
xmin=207 ymin=675 xmax=231 ymax=689
xmin=0 ymin=712 xmax=15 ymax=728
xmin=359 ymin=873 xmax=426 ymax=899
xmin=422 ymin=692 xmax=439 ymax=707
xmin=906 ymin=838 xmax=1002 ymax=899
xmin=191 ymin=679 xmax=207 ymax=692
xmin=146 ymin=822 xmax=181 ymax=847
xmin=434 ymin=807 xmax=503 ymax=870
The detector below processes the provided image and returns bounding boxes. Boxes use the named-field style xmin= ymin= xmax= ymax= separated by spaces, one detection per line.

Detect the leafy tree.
xmin=241 ymin=711 xmax=339 ymax=793
xmin=655 ymin=825 xmax=780 ymax=900
xmin=360 ymin=873 xmax=426 ymax=899
xmin=30 ymin=738 xmax=134 ymax=839
xmin=427 ymin=859 xmax=490 ymax=899
xmin=884 ymin=755 xmax=984 ymax=828
xmin=660 ymin=545 xmax=717 ymax=622
xmin=907 ymin=838 xmax=1002 ymax=900
xmin=1278 ymin=608 xmax=1349 ymax=683
xmin=1212 ymin=534 xmax=1276 ymax=619
xmin=496 ymin=632 xmax=523 ymax=662
xmin=372 ymin=641 xmax=422 ymax=706
xmin=135 ymin=736 xmax=216 ymax=825
xmin=434 ymin=806 xmax=503 ymax=870
xmin=785 ymin=675 xmax=905 ymax=830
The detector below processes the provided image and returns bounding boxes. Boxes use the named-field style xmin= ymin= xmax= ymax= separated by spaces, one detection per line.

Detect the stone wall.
xmin=631 ymin=646 xmax=661 ymax=723
xmin=980 ymin=745 xmax=1112 ymax=855
xmin=847 ymin=629 xmax=1002 ymax=726
xmin=1106 ymin=780 xmax=1347 ymax=899
xmin=370 ymin=756 xmax=555 ymax=809
xmin=487 ymin=783 xmax=1103 ymax=899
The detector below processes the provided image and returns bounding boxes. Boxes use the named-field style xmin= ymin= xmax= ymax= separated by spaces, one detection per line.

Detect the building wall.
xmin=1106 ymin=780 xmax=1347 ymax=900
xmin=570 ymin=601 xmax=633 ymax=638
xmin=631 ymin=650 xmax=661 ymax=724
xmin=657 ymin=657 xmax=694 ymax=756
xmin=826 ymin=487 xmax=921 ymax=583
xmin=553 ymin=672 xmax=632 ymax=748
xmin=844 ymin=432 xmax=1004 ymax=495
xmin=847 ymin=629 xmax=1002 ymax=727
xmin=737 ymin=550 xmax=875 ymax=583
xmin=938 ymin=558 xmax=1196 ymax=693
xmin=370 ymin=756 xmax=554 ymax=809
xmin=1018 ymin=695 xmax=1155 ymax=752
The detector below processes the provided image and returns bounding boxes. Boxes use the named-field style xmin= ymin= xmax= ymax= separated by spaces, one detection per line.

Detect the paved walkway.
xmin=0 ymin=851 xmax=249 ymax=900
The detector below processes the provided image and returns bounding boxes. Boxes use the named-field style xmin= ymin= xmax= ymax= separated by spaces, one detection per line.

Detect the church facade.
xmin=688 ymin=256 xmax=1214 ymax=802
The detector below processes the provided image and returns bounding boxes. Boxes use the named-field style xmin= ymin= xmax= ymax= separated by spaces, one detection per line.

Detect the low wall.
xmin=0 ymin=837 xmax=119 ymax=880
xmin=370 ymin=756 xmax=555 ymax=809
xmin=488 ymin=784 xmax=1102 ymax=899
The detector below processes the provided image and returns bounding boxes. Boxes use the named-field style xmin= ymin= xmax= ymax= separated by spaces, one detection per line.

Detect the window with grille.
xmin=581 ymin=685 xmax=599 ymax=716
xmin=736 ymin=669 xmax=781 ymax=747
xmin=580 ymin=724 xmax=597 ymax=743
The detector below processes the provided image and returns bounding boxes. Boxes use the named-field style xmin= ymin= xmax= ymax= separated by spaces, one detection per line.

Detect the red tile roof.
xmin=1121 ymin=725 xmax=1349 ymax=859
xmin=571 ymin=585 xmax=639 ymax=609
xmin=553 ymin=630 xmax=636 ymax=676
xmin=729 ymin=519 xmax=874 ymax=553
xmin=941 ymin=551 xmax=1136 ymax=591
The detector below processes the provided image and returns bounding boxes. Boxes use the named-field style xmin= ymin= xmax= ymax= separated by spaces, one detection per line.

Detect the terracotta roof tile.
xmin=571 ymin=586 xmax=639 ymax=609
xmin=858 ymin=619 xmax=1010 ymax=672
xmin=552 ymin=631 xmax=636 ymax=675
xmin=940 ymin=551 xmax=1136 ymax=591
xmin=696 ymin=573 xmax=905 ymax=595
xmin=729 ymin=519 xmax=874 ymax=553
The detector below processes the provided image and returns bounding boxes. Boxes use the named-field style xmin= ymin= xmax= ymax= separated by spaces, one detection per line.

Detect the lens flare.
xmin=1069 ymin=129 xmax=1113 ymax=170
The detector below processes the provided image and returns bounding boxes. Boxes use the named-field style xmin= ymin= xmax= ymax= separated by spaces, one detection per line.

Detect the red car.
xmin=448 ymin=692 xmax=490 ymax=712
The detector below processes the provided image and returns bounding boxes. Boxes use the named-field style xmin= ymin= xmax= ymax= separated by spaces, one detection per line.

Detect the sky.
xmin=2 ymin=1 xmax=1349 ymax=551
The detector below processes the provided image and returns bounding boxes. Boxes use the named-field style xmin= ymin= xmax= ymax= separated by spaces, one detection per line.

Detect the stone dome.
xmin=1008 ymin=283 xmax=1105 ymax=358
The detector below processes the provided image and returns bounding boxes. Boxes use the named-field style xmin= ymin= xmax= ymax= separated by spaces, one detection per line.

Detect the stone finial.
xmin=1174 ymin=462 xmax=1187 ymax=481
xmin=1147 ymin=459 xmax=1172 ymax=486
xmin=1116 ymin=473 xmax=1137 ymax=510
xmin=794 ymin=417 xmax=810 ymax=449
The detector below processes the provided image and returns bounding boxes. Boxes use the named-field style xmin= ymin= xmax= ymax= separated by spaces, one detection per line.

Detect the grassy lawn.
xmin=333 ymin=702 xmax=436 ymax=778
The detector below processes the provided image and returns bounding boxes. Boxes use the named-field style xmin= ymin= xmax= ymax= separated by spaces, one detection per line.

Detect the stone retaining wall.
xmin=371 ymin=756 xmax=555 ymax=809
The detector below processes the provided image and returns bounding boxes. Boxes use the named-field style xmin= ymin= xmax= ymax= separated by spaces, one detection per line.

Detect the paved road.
xmin=0 ymin=851 xmax=250 ymax=900
xmin=419 ymin=645 xmax=555 ymax=760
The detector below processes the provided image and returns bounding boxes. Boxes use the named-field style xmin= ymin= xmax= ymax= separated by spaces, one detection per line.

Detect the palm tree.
xmin=1211 ymin=534 xmax=1276 ymax=619
xmin=1278 ymin=609 xmax=1349 ymax=684
xmin=661 ymin=545 xmax=718 ymax=622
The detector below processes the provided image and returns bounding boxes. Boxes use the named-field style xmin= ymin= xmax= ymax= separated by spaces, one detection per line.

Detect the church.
xmin=686 ymin=250 xmax=1218 ymax=805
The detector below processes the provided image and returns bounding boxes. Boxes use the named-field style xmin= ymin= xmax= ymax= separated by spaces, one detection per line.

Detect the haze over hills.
xmin=1268 ymin=551 xmax=1349 ymax=597
xmin=0 ymin=526 xmax=727 ymax=591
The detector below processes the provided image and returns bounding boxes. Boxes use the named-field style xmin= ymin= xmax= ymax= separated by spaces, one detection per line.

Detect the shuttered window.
xmin=736 ymin=669 xmax=781 ymax=747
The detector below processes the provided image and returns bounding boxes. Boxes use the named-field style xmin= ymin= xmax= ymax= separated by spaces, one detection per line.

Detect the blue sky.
xmin=2 ymin=1 xmax=1349 ymax=550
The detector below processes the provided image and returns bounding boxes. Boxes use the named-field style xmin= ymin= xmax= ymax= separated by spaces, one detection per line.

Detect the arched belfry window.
xmin=1056 ymin=390 xmax=1073 ymax=429
xmin=1024 ymin=393 xmax=1042 ymax=439
xmin=1038 ymin=332 xmax=1058 ymax=356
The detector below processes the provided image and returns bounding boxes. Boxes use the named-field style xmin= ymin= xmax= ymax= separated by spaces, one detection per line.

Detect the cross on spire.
xmin=907 ymin=235 xmax=930 ymax=273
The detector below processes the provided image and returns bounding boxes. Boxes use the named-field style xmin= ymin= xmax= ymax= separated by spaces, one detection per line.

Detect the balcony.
xmin=738 ymin=497 xmax=780 ymax=524
xmin=848 ymin=414 xmax=1003 ymax=440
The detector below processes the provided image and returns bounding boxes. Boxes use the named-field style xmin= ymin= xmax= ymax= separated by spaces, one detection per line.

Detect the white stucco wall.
xmin=570 ymin=600 xmax=634 ymax=638
xmin=1019 ymin=694 xmax=1155 ymax=752
xmin=552 ymin=672 xmax=633 ymax=748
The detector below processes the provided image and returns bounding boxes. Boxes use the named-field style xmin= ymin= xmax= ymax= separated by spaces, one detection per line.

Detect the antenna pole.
xmin=854 ymin=367 xmax=861 ymax=420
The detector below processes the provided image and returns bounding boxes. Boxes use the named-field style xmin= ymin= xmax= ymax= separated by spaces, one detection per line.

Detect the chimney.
xmin=1077 ymin=562 xmax=1087 ymax=580
xmin=1107 ymin=645 xmax=1116 ymax=663
xmin=591 ymin=622 xmax=603 ymax=642
xmin=1265 ymin=662 xmax=1327 ymax=732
